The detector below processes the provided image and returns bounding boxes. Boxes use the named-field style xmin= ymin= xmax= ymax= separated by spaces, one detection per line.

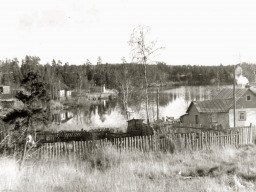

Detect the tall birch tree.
xmin=129 ymin=26 xmax=164 ymax=125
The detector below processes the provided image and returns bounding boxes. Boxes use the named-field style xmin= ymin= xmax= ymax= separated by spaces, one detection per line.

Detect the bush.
xmin=84 ymin=146 xmax=121 ymax=171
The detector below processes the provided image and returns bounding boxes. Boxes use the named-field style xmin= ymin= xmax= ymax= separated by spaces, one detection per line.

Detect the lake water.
xmin=50 ymin=85 xmax=231 ymax=131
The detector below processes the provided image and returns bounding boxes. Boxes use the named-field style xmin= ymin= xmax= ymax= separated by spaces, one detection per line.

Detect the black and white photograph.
xmin=1 ymin=0 xmax=256 ymax=191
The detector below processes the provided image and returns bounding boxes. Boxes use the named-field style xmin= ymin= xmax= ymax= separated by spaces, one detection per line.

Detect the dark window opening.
xmin=195 ymin=115 xmax=199 ymax=124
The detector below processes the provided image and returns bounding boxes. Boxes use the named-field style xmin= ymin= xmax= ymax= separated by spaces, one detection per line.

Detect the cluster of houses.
xmin=0 ymin=85 xmax=74 ymax=111
xmin=180 ymin=85 xmax=256 ymax=129
xmin=0 ymin=84 xmax=107 ymax=111
xmin=0 ymin=80 xmax=255 ymax=130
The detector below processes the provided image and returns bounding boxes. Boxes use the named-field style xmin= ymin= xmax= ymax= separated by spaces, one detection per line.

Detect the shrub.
xmin=84 ymin=146 xmax=121 ymax=171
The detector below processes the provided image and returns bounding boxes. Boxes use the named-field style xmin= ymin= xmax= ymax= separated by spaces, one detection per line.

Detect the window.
xmin=195 ymin=115 xmax=199 ymax=124
xmin=246 ymin=95 xmax=251 ymax=101
xmin=238 ymin=111 xmax=246 ymax=121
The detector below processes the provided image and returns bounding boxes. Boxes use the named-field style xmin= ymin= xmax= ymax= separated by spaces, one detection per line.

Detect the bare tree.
xmin=129 ymin=25 xmax=164 ymax=125
xmin=118 ymin=64 xmax=132 ymax=119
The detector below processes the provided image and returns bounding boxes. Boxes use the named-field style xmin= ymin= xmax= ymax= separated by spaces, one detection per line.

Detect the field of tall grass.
xmin=1 ymin=145 xmax=256 ymax=192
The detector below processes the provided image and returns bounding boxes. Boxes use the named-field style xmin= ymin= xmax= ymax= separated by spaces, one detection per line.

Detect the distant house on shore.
xmin=58 ymin=89 xmax=73 ymax=100
xmin=66 ymin=90 xmax=72 ymax=97
xmin=90 ymin=84 xmax=106 ymax=93
xmin=0 ymin=85 xmax=10 ymax=94
xmin=180 ymin=88 xmax=256 ymax=128
xmin=58 ymin=90 xmax=65 ymax=98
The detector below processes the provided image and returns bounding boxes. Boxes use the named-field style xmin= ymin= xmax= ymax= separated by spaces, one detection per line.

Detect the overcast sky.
xmin=1 ymin=0 xmax=256 ymax=65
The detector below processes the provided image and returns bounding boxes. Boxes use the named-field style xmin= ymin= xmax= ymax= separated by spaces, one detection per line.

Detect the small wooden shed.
xmin=127 ymin=119 xmax=153 ymax=135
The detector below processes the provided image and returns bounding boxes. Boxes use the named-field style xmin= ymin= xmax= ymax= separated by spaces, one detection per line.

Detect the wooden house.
xmin=180 ymin=88 xmax=256 ymax=128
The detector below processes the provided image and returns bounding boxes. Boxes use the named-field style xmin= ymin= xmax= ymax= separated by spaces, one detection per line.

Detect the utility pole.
xmin=217 ymin=71 xmax=220 ymax=91
xmin=157 ymin=88 xmax=159 ymax=121
xmin=58 ymin=80 xmax=61 ymax=102
xmin=233 ymin=65 xmax=236 ymax=128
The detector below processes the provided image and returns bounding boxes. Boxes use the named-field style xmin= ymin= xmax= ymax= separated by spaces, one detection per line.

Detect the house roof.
xmin=214 ymin=88 xmax=248 ymax=100
xmin=250 ymin=82 xmax=256 ymax=86
xmin=51 ymin=81 xmax=69 ymax=90
xmin=250 ymin=87 xmax=256 ymax=94
xmin=180 ymin=113 xmax=188 ymax=118
xmin=187 ymin=99 xmax=233 ymax=113
xmin=214 ymin=87 xmax=256 ymax=99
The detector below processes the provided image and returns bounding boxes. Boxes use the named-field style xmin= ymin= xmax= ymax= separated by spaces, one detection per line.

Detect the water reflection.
xmin=50 ymin=85 xmax=231 ymax=131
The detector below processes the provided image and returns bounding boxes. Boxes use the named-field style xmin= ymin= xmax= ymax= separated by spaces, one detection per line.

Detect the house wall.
xmin=182 ymin=104 xmax=201 ymax=125
xmin=60 ymin=113 xmax=66 ymax=121
xmin=228 ymin=90 xmax=256 ymax=127
xmin=0 ymin=86 xmax=10 ymax=94
xmin=127 ymin=120 xmax=144 ymax=134
xmin=59 ymin=90 xmax=65 ymax=97
xmin=182 ymin=104 xmax=229 ymax=128
xmin=215 ymin=113 xmax=229 ymax=129
xmin=198 ymin=113 xmax=210 ymax=125
xmin=236 ymin=90 xmax=256 ymax=108
xmin=3 ymin=86 xmax=10 ymax=94
xmin=229 ymin=108 xmax=256 ymax=127
xmin=66 ymin=90 xmax=71 ymax=97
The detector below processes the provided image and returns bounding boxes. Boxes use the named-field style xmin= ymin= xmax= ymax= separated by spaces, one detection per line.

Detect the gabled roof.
xmin=214 ymin=88 xmax=248 ymax=100
xmin=214 ymin=87 xmax=256 ymax=100
xmin=187 ymin=99 xmax=233 ymax=113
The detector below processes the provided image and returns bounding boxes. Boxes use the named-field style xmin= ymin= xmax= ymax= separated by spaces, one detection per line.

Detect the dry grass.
xmin=1 ymin=145 xmax=256 ymax=192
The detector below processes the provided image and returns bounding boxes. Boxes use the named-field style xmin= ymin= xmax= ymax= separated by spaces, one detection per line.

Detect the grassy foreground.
xmin=1 ymin=145 xmax=256 ymax=192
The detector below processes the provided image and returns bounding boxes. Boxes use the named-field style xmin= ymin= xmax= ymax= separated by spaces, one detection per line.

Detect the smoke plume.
xmin=235 ymin=65 xmax=249 ymax=87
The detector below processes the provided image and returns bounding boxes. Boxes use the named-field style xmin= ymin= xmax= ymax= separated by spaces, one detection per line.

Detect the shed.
xmin=127 ymin=119 xmax=153 ymax=135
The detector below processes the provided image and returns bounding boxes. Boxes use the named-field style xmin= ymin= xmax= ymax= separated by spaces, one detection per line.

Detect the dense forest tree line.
xmin=0 ymin=56 xmax=255 ymax=97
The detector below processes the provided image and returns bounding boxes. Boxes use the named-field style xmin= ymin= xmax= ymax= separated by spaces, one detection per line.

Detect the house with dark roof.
xmin=180 ymin=88 xmax=256 ymax=128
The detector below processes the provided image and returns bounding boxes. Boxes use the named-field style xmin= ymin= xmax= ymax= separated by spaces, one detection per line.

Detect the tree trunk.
xmin=143 ymin=64 xmax=150 ymax=125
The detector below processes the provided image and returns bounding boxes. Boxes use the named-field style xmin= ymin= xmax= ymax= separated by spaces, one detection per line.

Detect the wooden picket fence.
xmin=34 ymin=125 xmax=255 ymax=159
